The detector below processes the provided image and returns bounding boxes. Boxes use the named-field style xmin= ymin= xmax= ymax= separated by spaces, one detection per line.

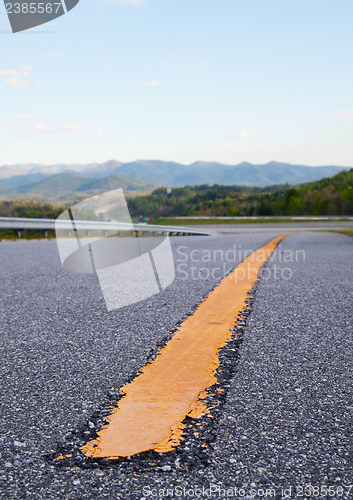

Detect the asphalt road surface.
xmin=0 ymin=230 xmax=352 ymax=499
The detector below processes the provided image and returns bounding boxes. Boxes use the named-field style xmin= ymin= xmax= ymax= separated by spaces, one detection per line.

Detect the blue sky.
xmin=0 ymin=0 xmax=353 ymax=166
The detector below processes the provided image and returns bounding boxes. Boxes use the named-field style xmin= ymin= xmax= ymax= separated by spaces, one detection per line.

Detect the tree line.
xmin=0 ymin=168 xmax=352 ymax=221
xmin=0 ymin=200 xmax=65 ymax=219
xmin=127 ymin=168 xmax=353 ymax=219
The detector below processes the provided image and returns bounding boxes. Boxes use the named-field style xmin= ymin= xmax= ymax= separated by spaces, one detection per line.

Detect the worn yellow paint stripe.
xmin=82 ymin=234 xmax=287 ymax=459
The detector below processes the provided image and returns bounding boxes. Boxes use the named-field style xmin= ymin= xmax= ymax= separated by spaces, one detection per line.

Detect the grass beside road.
xmin=153 ymin=217 xmax=352 ymax=226
xmin=326 ymin=229 xmax=353 ymax=237
xmin=0 ymin=230 xmax=55 ymax=241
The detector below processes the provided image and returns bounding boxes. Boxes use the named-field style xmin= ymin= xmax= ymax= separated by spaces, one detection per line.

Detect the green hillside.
xmin=3 ymin=172 xmax=158 ymax=203
xmin=1 ymin=168 xmax=352 ymax=221
xmin=76 ymin=173 xmax=157 ymax=194
xmin=0 ymin=200 xmax=64 ymax=219
xmin=127 ymin=168 xmax=353 ymax=219
xmin=1 ymin=161 xmax=350 ymax=203
xmin=16 ymin=173 xmax=89 ymax=199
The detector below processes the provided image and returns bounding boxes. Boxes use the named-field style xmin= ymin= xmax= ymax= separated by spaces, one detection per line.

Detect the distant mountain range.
xmin=0 ymin=160 xmax=350 ymax=203
xmin=0 ymin=172 xmax=158 ymax=204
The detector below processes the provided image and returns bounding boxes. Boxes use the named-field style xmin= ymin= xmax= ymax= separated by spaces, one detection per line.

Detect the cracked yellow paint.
xmin=81 ymin=235 xmax=287 ymax=458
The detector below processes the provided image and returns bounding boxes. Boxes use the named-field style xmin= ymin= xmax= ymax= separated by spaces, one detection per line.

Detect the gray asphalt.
xmin=0 ymin=231 xmax=352 ymax=499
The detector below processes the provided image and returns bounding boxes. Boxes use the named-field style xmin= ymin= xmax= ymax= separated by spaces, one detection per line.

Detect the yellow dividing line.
xmin=82 ymin=234 xmax=287 ymax=459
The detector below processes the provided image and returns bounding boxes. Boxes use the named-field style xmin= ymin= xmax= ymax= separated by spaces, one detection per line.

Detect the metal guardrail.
xmin=0 ymin=217 xmax=218 ymax=237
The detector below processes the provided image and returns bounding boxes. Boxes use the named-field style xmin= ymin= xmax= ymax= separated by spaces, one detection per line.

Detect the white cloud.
xmin=20 ymin=65 xmax=33 ymax=72
xmin=59 ymin=122 xmax=103 ymax=134
xmin=4 ymin=78 xmax=30 ymax=88
xmin=4 ymin=112 xmax=103 ymax=137
xmin=227 ymin=128 xmax=255 ymax=141
xmin=21 ymin=123 xmax=57 ymax=136
xmin=0 ymin=65 xmax=32 ymax=77
xmin=20 ymin=120 xmax=103 ymax=136
xmin=141 ymin=80 xmax=159 ymax=87
xmin=0 ymin=65 xmax=32 ymax=88
xmin=331 ymin=111 xmax=353 ymax=123
xmin=16 ymin=114 xmax=47 ymax=121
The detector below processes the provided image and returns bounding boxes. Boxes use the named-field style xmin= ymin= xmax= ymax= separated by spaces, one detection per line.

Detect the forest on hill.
xmin=0 ymin=200 xmax=64 ymax=219
xmin=127 ymin=168 xmax=353 ymax=219
xmin=0 ymin=168 xmax=352 ymax=222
